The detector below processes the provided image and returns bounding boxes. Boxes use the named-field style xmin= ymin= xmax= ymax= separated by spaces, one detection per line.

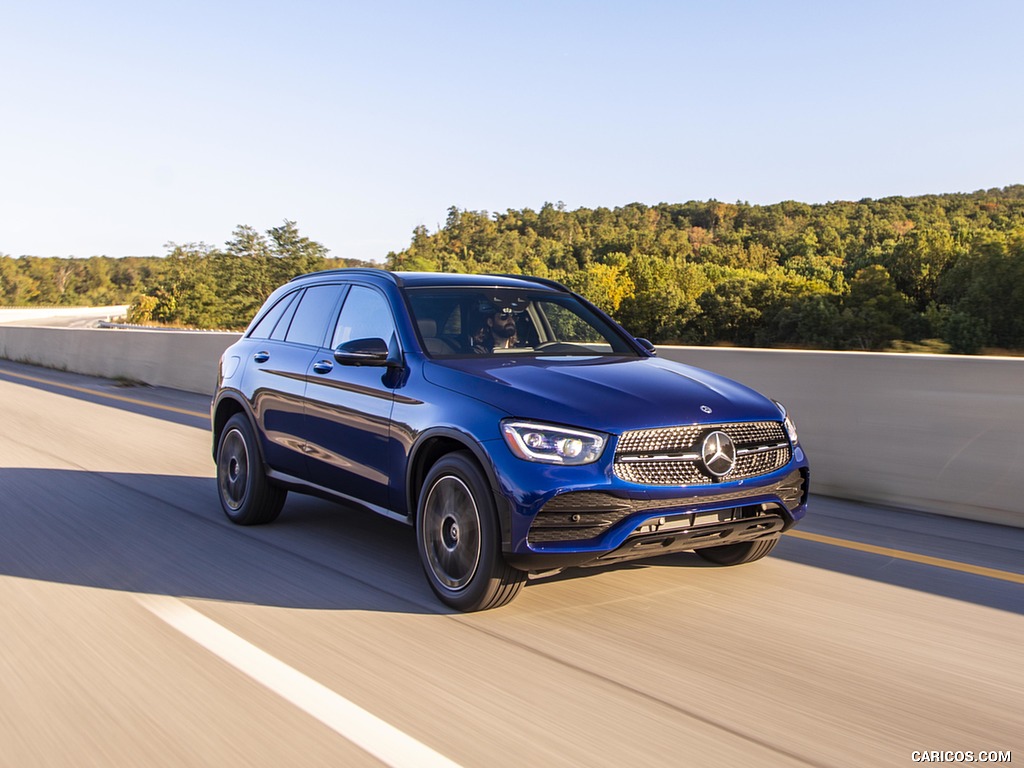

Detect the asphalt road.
xmin=0 ymin=359 xmax=1020 ymax=768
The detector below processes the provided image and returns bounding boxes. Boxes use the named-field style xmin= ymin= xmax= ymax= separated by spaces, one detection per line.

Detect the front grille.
xmin=615 ymin=461 xmax=707 ymax=486
xmin=616 ymin=425 xmax=704 ymax=455
xmin=614 ymin=421 xmax=791 ymax=486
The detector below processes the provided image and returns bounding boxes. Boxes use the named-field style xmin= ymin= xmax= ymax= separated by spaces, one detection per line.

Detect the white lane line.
xmin=139 ymin=595 xmax=461 ymax=768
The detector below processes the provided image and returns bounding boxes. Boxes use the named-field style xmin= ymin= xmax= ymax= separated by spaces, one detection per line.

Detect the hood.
xmin=422 ymin=355 xmax=781 ymax=434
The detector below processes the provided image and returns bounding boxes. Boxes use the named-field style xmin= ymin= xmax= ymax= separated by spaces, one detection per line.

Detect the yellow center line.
xmin=787 ymin=529 xmax=1024 ymax=585
xmin=0 ymin=367 xmax=209 ymax=419
xmin=4 ymin=364 xmax=1022 ymax=586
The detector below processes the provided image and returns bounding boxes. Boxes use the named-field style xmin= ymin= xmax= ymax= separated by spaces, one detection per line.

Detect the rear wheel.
xmin=416 ymin=452 xmax=525 ymax=611
xmin=694 ymin=536 xmax=780 ymax=565
xmin=216 ymin=413 xmax=286 ymax=525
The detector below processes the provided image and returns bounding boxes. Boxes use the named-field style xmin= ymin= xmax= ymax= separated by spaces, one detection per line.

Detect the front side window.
xmin=405 ymin=287 xmax=639 ymax=358
xmin=331 ymin=285 xmax=397 ymax=349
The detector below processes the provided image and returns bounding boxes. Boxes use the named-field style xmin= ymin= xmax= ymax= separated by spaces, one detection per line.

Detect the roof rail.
xmin=289 ymin=268 xmax=401 ymax=285
xmin=486 ymin=273 xmax=571 ymax=292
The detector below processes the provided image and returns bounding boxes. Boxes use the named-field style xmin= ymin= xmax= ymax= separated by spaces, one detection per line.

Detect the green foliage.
xmin=616 ymin=255 xmax=704 ymax=341
xmin=1 ymin=221 xmax=335 ymax=330
xmin=936 ymin=229 xmax=1024 ymax=349
xmin=382 ymin=187 xmax=1024 ymax=354
xmin=839 ymin=266 xmax=915 ymax=350
xmin=886 ymin=338 xmax=952 ymax=354
xmin=562 ymin=259 xmax=635 ymax=315
xmin=126 ymin=294 xmax=158 ymax=325
xmin=5 ymin=188 xmax=1024 ymax=352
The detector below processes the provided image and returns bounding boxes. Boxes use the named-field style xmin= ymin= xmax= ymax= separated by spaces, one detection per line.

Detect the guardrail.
xmin=0 ymin=324 xmax=1020 ymax=528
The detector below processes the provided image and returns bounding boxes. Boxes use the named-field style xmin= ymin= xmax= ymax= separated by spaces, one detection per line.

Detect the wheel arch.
xmin=406 ymin=428 xmax=512 ymax=548
xmin=212 ymin=391 xmax=257 ymax=462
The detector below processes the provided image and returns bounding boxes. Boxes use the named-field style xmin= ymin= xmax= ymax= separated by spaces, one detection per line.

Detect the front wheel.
xmin=694 ymin=536 xmax=779 ymax=566
xmin=416 ymin=452 xmax=525 ymax=611
xmin=216 ymin=413 xmax=286 ymax=525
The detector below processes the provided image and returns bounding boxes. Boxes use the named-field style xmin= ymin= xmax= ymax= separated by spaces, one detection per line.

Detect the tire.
xmin=694 ymin=536 xmax=780 ymax=566
xmin=416 ymin=452 xmax=525 ymax=611
xmin=216 ymin=413 xmax=286 ymax=525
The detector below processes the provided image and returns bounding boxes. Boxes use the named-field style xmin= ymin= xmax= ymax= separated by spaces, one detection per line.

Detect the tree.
xmin=562 ymin=257 xmax=635 ymax=314
xmin=617 ymin=255 xmax=706 ymax=341
xmin=941 ymin=231 xmax=1024 ymax=349
xmin=154 ymin=242 xmax=222 ymax=327
xmin=267 ymin=219 xmax=329 ymax=280
xmin=218 ymin=225 xmax=278 ymax=328
xmin=0 ymin=256 xmax=39 ymax=304
xmin=885 ymin=229 xmax=956 ymax=310
xmin=838 ymin=266 xmax=914 ymax=350
xmin=9 ymin=187 xmax=1024 ymax=347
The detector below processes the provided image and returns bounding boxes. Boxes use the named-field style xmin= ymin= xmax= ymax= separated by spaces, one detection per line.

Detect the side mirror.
xmin=636 ymin=337 xmax=657 ymax=355
xmin=334 ymin=337 xmax=390 ymax=366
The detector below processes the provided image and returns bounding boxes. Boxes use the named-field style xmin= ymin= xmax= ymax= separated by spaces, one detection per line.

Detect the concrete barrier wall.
xmin=0 ymin=325 xmax=1021 ymax=527
xmin=658 ymin=347 xmax=1024 ymax=528
xmin=0 ymin=326 xmax=241 ymax=397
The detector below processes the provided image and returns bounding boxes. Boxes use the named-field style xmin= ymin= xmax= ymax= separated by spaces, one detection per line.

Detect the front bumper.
xmin=492 ymin=440 xmax=809 ymax=571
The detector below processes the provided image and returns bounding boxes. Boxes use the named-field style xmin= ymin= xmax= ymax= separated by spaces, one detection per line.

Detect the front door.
xmin=302 ymin=285 xmax=399 ymax=510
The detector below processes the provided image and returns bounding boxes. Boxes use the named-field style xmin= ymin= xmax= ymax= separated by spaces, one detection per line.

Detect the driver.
xmin=489 ymin=307 xmax=519 ymax=349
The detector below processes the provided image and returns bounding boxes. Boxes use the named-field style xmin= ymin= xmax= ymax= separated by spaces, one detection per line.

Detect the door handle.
xmin=253 ymin=351 xmax=270 ymax=363
xmin=312 ymin=360 xmax=334 ymax=374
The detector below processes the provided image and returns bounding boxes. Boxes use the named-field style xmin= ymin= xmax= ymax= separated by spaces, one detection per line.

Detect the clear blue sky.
xmin=2 ymin=0 xmax=1022 ymax=263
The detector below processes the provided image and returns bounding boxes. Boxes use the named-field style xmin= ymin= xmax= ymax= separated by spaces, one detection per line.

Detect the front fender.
xmin=406 ymin=427 xmax=514 ymax=548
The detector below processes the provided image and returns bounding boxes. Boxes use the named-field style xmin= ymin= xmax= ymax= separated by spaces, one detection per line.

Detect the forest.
xmin=2 ymin=187 xmax=1023 ymax=354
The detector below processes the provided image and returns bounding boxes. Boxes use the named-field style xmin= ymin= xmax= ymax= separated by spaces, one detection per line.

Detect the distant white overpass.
xmin=0 ymin=320 xmax=1020 ymax=529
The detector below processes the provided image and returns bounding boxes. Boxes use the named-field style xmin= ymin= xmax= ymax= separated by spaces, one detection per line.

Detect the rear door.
xmin=243 ymin=283 xmax=345 ymax=477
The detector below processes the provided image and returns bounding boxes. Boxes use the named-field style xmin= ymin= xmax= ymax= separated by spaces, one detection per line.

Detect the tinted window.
xmin=543 ymin=302 xmax=611 ymax=343
xmin=405 ymin=287 xmax=638 ymax=357
xmin=270 ymin=292 xmax=301 ymax=341
xmin=331 ymin=286 xmax=397 ymax=349
xmin=285 ymin=285 xmax=344 ymax=347
xmin=248 ymin=291 xmax=298 ymax=339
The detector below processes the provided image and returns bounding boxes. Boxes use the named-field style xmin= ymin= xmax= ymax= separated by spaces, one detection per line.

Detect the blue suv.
xmin=212 ymin=269 xmax=809 ymax=611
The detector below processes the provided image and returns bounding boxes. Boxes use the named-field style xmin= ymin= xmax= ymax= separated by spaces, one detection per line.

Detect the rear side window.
xmin=248 ymin=291 xmax=298 ymax=339
xmin=285 ymin=284 xmax=345 ymax=346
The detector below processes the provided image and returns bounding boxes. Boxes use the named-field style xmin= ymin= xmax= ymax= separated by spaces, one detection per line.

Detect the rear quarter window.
xmin=248 ymin=291 xmax=298 ymax=339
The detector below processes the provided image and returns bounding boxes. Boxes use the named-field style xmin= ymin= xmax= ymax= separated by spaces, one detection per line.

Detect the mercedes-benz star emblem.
xmin=701 ymin=430 xmax=736 ymax=478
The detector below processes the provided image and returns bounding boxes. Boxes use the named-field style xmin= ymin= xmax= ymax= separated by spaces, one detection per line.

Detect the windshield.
xmin=405 ymin=286 xmax=640 ymax=358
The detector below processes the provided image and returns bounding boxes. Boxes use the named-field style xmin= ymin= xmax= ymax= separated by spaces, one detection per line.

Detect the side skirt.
xmin=265 ymin=469 xmax=412 ymax=525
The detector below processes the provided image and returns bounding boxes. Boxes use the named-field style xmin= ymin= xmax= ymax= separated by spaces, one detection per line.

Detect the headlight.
xmin=501 ymin=420 xmax=607 ymax=465
xmin=773 ymin=400 xmax=799 ymax=445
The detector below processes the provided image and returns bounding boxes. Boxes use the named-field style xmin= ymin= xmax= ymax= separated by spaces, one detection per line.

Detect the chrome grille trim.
xmin=614 ymin=421 xmax=791 ymax=485
xmin=618 ymin=452 xmax=701 ymax=463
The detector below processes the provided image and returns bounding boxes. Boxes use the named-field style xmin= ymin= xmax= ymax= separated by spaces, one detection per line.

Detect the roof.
xmin=291 ymin=268 xmax=567 ymax=292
